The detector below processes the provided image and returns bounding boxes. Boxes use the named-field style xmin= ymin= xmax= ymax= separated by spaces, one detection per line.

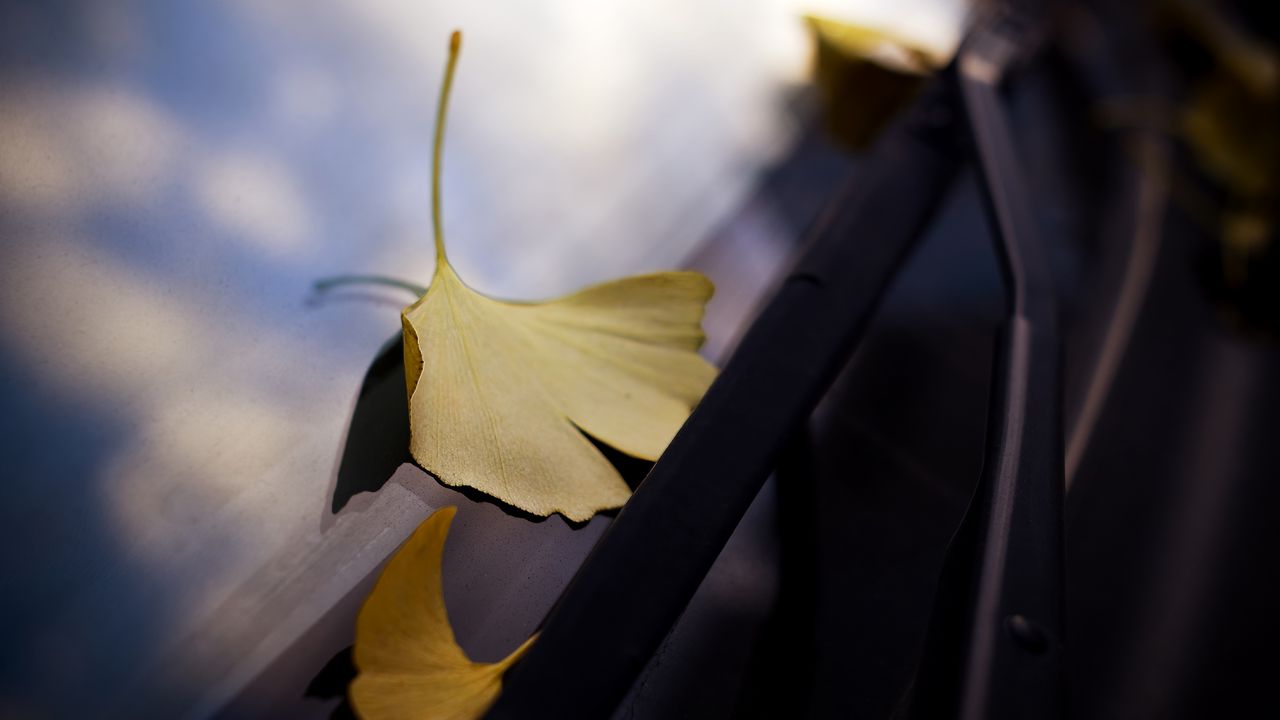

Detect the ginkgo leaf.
xmin=351 ymin=506 xmax=534 ymax=720
xmin=806 ymin=14 xmax=948 ymax=76
xmin=805 ymin=15 xmax=951 ymax=149
xmin=400 ymin=31 xmax=717 ymax=522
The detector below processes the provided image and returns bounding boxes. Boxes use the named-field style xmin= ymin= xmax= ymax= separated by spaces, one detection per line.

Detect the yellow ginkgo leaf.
xmin=401 ymin=31 xmax=717 ymax=522
xmin=806 ymin=15 xmax=948 ymax=76
xmin=805 ymin=15 xmax=951 ymax=149
xmin=351 ymin=506 xmax=535 ymax=720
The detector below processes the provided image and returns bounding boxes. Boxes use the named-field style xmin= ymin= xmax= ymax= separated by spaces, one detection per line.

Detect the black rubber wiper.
xmin=910 ymin=9 xmax=1066 ymax=720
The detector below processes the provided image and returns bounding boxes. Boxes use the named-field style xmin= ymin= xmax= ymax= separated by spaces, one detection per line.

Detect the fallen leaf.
xmin=805 ymin=15 xmax=950 ymax=148
xmin=351 ymin=506 xmax=535 ymax=720
xmin=401 ymin=31 xmax=717 ymax=521
xmin=807 ymin=15 xmax=947 ymax=76
xmin=1182 ymin=75 xmax=1280 ymax=200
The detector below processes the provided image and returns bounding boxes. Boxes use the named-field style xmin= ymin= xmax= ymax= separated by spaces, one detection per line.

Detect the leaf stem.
xmin=313 ymin=275 xmax=428 ymax=296
xmin=433 ymin=30 xmax=462 ymax=266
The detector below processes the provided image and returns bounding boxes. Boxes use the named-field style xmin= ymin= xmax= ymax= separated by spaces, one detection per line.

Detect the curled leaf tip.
xmin=351 ymin=507 xmax=534 ymax=720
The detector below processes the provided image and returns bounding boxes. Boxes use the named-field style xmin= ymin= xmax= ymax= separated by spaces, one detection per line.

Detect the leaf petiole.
xmin=432 ymin=30 xmax=462 ymax=265
xmin=313 ymin=275 xmax=428 ymax=296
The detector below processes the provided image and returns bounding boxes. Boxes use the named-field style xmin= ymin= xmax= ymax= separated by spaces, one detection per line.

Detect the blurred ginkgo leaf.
xmin=401 ymin=32 xmax=717 ymax=521
xmin=1179 ymin=38 xmax=1279 ymax=200
xmin=351 ymin=506 xmax=534 ymax=720
xmin=1158 ymin=0 xmax=1278 ymax=310
xmin=805 ymin=14 xmax=951 ymax=148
